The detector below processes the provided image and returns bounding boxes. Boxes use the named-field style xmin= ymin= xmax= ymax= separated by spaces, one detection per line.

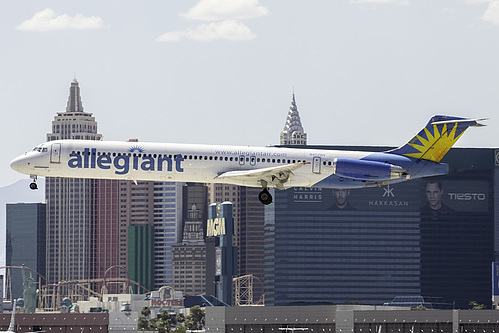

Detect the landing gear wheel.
xmin=29 ymin=182 xmax=38 ymax=190
xmin=258 ymin=189 xmax=272 ymax=205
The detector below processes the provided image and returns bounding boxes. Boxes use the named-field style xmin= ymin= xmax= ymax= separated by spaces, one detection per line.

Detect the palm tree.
xmin=141 ymin=306 xmax=152 ymax=318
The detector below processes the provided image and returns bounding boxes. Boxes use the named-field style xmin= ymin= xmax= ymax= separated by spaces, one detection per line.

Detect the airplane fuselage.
xmin=10 ymin=115 xmax=484 ymax=204
xmin=11 ymin=139 xmax=447 ymax=190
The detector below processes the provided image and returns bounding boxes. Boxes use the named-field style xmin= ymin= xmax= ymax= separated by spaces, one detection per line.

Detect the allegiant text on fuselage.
xmin=68 ymin=148 xmax=185 ymax=175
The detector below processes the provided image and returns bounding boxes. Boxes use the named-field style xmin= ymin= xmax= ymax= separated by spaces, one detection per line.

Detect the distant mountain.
xmin=0 ymin=179 xmax=45 ymax=267
xmin=0 ymin=179 xmax=45 ymax=204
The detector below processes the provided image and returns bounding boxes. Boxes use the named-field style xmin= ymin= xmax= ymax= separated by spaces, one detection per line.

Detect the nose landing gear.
xmin=29 ymin=176 xmax=38 ymax=190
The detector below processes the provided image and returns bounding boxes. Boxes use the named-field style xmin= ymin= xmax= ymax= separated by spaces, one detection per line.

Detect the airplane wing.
xmin=215 ymin=162 xmax=310 ymax=190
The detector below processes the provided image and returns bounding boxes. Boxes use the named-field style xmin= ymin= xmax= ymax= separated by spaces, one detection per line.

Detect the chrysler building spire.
xmin=66 ymin=77 xmax=84 ymax=112
xmin=280 ymin=92 xmax=307 ymax=145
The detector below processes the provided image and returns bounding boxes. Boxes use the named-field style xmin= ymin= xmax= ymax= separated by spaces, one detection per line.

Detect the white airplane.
xmin=11 ymin=115 xmax=485 ymax=205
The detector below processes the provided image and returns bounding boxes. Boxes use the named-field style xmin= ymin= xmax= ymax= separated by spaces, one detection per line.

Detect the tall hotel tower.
xmin=45 ymin=78 xmax=102 ymax=286
xmin=279 ymin=93 xmax=307 ymax=145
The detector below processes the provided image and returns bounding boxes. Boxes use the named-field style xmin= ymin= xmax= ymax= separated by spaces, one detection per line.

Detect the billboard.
xmin=284 ymin=177 xmax=491 ymax=214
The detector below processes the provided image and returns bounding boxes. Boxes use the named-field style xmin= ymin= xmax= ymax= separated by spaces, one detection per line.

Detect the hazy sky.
xmin=2 ymin=0 xmax=498 ymax=188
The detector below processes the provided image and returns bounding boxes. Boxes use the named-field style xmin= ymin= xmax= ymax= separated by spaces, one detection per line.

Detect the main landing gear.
xmin=258 ymin=188 xmax=272 ymax=205
xmin=29 ymin=176 xmax=38 ymax=190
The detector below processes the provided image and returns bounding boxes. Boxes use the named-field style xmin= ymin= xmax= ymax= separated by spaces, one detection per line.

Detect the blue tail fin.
xmin=389 ymin=115 xmax=486 ymax=162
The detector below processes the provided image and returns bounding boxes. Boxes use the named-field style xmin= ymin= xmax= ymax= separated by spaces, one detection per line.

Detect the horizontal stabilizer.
xmin=431 ymin=117 xmax=488 ymax=127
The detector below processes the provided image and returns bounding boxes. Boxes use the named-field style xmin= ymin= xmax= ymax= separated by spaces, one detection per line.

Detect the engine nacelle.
xmin=332 ymin=158 xmax=407 ymax=181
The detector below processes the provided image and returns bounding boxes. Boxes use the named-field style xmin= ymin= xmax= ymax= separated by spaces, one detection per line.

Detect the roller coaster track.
xmin=0 ymin=265 xmax=150 ymax=311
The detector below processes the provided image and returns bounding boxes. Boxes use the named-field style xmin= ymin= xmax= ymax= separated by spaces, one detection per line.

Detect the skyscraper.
xmin=108 ymin=168 xmax=184 ymax=290
xmin=95 ymin=179 xmax=122 ymax=293
xmin=280 ymin=93 xmax=307 ymax=146
xmin=153 ymin=182 xmax=184 ymax=288
xmin=172 ymin=183 xmax=208 ymax=295
xmin=264 ymin=146 xmax=494 ymax=308
xmin=207 ymin=185 xmax=265 ymax=300
xmin=6 ymin=203 xmax=46 ymax=300
xmin=45 ymin=78 xmax=102 ymax=289
xmin=119 ymin=179 xmax=156 ymax=291
xmin=205 ymin=93 xmax=307 ymax=302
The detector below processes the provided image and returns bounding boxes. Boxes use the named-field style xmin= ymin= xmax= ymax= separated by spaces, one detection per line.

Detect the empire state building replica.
xmin=45 ymin=78 xmax=102 ymax=291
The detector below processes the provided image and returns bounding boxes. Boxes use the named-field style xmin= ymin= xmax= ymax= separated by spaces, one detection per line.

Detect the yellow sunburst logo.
xmin=403 ymin=123 xmax=464 ymax=162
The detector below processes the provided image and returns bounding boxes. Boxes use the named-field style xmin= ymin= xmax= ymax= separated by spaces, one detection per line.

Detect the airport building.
xmin=264 ymin=146 xmax=495 ymax=309
xmin=205 ymin=305 xmax=499 ymax=333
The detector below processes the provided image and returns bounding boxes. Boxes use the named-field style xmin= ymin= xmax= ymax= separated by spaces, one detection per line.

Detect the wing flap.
xmin=215 ymin=162 xmax=309 ymax=189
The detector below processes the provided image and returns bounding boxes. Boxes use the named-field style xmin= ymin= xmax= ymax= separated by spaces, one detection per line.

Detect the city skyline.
xmin=0 ymin=78 xmax=496 ymax=309
xmin=3 ymin=0 xmax=499 ymax=189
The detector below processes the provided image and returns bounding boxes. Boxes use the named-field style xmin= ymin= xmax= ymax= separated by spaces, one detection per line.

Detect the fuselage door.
xmin=250 ymin=156 xmax=256 ymax=166
xmin=312 ymin=156 xmax=321 ymax=174
xmin=50 ymin=143 xmax=61 ymax=163
xmin=239 ymin=155 xmax=245 ymax=166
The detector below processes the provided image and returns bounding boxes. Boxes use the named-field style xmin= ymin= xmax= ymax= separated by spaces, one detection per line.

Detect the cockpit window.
xmin=32 ymin=147 xmax=48 ymax=153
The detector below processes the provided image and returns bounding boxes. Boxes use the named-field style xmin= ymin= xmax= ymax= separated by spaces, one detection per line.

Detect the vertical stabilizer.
xmin=389 ymin=115 xmax=486 ymax=162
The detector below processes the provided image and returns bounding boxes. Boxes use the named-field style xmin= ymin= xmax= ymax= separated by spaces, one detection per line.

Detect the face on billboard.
xmin=333 ymin=189 xmax=350 ymax=208
xmin=425 ymin=182 xmax=443 ymax=210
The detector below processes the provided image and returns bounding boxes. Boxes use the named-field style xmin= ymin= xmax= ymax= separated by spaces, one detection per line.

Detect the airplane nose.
xmin=10 ymin=155 xmax=27 ymax=173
